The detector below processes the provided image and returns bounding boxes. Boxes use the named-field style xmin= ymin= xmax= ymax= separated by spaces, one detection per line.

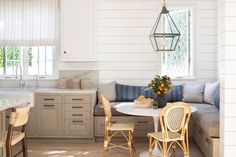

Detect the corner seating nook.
xmin=95 ymin=82 xmax=220 ymax=157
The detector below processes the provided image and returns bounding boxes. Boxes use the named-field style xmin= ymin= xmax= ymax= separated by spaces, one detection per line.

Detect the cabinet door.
xmin=61 ymin=0 xmax=95 ymax=61
xmin=36 ymin=104 xmax=63 ymax=136
xmin=64 ymin=119 xmax=93 ymax=137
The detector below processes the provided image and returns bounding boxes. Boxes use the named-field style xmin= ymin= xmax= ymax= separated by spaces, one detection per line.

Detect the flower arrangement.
xmin=148 ymin=75 xmax=173 ymax=95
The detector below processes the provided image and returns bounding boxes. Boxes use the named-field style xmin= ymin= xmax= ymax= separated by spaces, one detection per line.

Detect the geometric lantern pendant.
xmin=149 ymin=4 xmax=181 ymax=52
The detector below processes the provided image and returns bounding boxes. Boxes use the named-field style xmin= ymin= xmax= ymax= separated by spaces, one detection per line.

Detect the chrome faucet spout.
xmin=33 ymin=74 xmax=39 ymax=89
xmin=15 ymin=65 xmax=25 ymax=88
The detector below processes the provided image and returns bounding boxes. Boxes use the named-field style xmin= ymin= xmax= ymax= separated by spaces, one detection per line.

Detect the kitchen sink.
xmin=0 ymin=88 xmax=35 ymax=106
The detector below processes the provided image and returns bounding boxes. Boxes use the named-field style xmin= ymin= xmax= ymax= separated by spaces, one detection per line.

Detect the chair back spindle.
xmin=100 ymin=95 xmax=112 ymax=128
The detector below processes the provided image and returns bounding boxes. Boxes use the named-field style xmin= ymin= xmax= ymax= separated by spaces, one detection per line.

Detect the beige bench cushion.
xmin=94 ymin=102 xmax=129 ymax=116
xmin=188 ymin=103 xmax=219 ymax=138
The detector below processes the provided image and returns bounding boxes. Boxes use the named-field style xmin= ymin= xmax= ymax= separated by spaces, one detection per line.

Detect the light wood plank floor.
xmin=13 ymin=139 xmax=204 ymax=157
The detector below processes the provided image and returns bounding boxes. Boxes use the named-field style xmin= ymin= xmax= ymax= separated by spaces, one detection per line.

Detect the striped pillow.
xmin=116 ymin=84 xmax=151 ymax=102
xmin=166 ymin=85 xmax=183 ymax=102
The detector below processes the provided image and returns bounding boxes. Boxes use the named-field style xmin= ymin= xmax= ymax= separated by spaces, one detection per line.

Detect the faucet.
xmin=15 ymin=65 xmax=25 ymax=88
xmin=33 ymin=74 xmax=39 ymax=89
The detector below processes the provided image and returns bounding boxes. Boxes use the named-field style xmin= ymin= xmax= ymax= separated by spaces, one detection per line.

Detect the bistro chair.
xmin=147 ymin=102 xmax=191 ymax=157
xmin=0 ymin=106 xmax=30 ymax=157
xmin=100 ymin=94 xmax=135 ymax=156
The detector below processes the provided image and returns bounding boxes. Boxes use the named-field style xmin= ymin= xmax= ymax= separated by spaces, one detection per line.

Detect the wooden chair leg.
xmin=128 ymin=130 xmax=134 ymax=157
xmin=163 ymin=142 xmax=168 ymax=157
xmin=6 ymin=145 xmax=12 ymax=157
xmin=131 ymin=131 xmax=135 ymax=152
xmin=104 ymin=130 xmax=109 ymax=150
xmin=148 ymin=136 xmax=153 ymax=157
xmin=182 ymin=140 xmax=189 ymax=157
xmin=22 ymin=137 xmax=28 ymax=157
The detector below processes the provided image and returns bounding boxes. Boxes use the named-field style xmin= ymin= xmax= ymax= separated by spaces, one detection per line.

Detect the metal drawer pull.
xmin=72 ymin=106 xmax=83 ymax=109
xmin=44 ymin=98 xmax=55 ymax=101
xmin=72 ymin=98 xmax=83 ymax=101
xmin=111 ymin=121 xmax=117 ymax=123
xmin=137 ymin=121 xmax=148 ymax=124
xmin=72 ymin=114 xmax=83 ymax=116
xmin=44 ymin=105 xmax=55 ymax=107
xmin=72 ymin=120 xmax=83 ymax=123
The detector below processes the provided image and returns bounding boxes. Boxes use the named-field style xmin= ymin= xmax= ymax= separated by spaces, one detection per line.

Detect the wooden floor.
xmin=12 ymin=139 xmax=204 ymax=157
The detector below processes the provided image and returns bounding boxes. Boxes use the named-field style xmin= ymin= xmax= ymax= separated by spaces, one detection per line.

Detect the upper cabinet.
xmin=61 ymin=0 xmax=95 ymax=61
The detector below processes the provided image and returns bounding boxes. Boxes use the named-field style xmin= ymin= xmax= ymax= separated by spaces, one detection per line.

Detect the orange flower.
xmin=158 ymin=87 xmax=162 ymax=91
xmin=161 ymin=84 xmax=164 ymax=87
xmin=157 ymin=91 xmax=161 ymax=94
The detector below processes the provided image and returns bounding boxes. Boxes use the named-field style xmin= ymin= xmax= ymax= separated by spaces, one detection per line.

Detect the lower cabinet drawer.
xmin=128 ymin=117 xmax=154 ymax=137
xmin=65 ymin=111 xmax=91 ymax=119
xmin=65 ymin=103 xmax=90 ymax=112
xmin=64 ymin=119 xmax=92 ymax=137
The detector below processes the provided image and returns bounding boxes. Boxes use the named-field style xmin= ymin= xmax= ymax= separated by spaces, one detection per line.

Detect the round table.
xmin=116 ymin=102 xmax=197 ymax=157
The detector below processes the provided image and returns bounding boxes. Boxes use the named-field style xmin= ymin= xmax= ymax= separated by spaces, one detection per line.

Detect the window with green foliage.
xmin=161 ymin=10 xmax=192 ymax=78
xmin=0 ymin=46 xmax=55 ymax=78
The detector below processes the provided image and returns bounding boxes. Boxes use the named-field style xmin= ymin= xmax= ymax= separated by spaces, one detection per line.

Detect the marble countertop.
xmin=0 ymin=88 xmax=97 ymax=94
xmin=34 ymin=88 xmax=97 ymax=94
xmin=0 ymin=98 xmax=31 ymax=112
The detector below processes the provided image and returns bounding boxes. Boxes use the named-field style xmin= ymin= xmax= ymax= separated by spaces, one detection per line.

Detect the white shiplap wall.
xmin=218 ymin=0 xmax=236 ymax=156
xmin=95 ymin=0 xmax=218 ymax=85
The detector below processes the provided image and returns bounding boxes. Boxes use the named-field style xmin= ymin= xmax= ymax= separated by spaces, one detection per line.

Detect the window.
xmin=0 ymin=0 xmax=58 ymax=79
xmin=0 ymin=46 xmax=55 ymax=77
xmin=161 ymin=10 xmax=192 ymax=78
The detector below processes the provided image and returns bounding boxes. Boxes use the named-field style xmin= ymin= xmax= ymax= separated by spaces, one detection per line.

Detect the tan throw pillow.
xmin=182 ymin=83 xmax=205 ymax=103
xmin=204 ymin=81 xmax=219 ymax=105
xmin=98 ymin=81 xmax=116 ymax=101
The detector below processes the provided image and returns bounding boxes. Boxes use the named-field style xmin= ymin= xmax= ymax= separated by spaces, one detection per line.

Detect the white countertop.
xmin=0 ymin=98 xmax=31 ymax=111
xmin=35 ymin=88 xmax=97 ymax=94
xmin=0 ymin=88 xmax=97 ymax=94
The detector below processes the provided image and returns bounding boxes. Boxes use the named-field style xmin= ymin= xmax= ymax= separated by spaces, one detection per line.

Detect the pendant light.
xmin=149 ymin=0 xmax=180 ymax=52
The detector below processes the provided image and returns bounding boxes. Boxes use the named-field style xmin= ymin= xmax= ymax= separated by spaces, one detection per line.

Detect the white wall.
xmin=94 ymin=0 xmax=218 ymax=85
xmin=0 ymin=0 xmax=218 ymax=88
xmin=218 ymin=0 xmax=236 ymax=156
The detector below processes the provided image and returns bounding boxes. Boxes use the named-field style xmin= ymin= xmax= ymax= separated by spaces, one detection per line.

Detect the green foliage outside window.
xmin=162 ymin=10 xmax=191 ymax=77
xmin=0 ymin=47 xmax=33 ymax=69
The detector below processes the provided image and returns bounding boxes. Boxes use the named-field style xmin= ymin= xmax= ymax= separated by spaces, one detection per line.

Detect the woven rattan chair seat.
xmin=148 ymin=131 xmax=182 ymax=142
xmin=107 ymin=123 xmax=135 ymax=131
xmin=0 ymin=131 xmax=25 ymax=147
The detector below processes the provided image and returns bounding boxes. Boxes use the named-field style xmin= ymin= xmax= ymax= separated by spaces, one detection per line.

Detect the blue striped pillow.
xmin=214 ymin=88 xmax=220 ymax=110
xmin=166 ymin=85 xmax=183 ymax=102
xmin=116 ymin=84 xmax=151 ymax=102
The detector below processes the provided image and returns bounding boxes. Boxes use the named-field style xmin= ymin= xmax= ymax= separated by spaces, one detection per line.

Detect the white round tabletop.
xmin=116 ymin=102 xmax=197 ymax=117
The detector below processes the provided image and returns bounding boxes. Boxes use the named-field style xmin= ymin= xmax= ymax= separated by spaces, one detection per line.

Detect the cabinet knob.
xmin=64 ymin=51 xmax=67 ymax=54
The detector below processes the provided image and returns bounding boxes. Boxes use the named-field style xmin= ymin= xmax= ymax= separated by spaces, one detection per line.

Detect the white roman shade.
xmin=0 ymin=0 xmax=58 ymax=46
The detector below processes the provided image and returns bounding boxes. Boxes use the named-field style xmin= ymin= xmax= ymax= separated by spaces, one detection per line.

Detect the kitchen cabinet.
xmin=35 ymin=91 xmax=96 ymax=138
xmin=36 ymin=95 xmax=63 ymax=137
xmin=61 ymin=0 xmax=95 ymax=61
xmin=64 ymin=94 xmax=93 ymax=138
